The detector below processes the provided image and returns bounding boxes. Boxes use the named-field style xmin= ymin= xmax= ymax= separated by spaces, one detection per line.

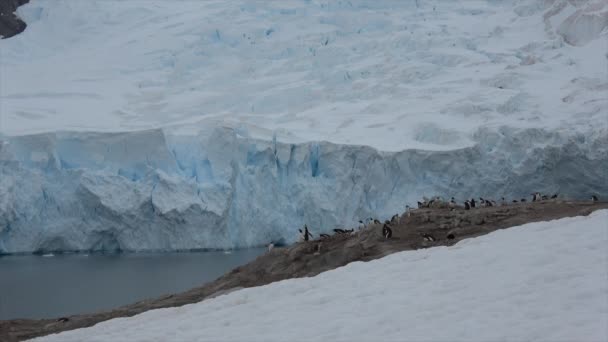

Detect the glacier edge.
xmin=0 ymin=127 xmax=606 ymax=254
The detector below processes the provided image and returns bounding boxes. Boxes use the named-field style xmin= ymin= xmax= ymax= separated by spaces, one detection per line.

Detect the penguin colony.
xmin=269 ymin=193 xmax=600 ymax=253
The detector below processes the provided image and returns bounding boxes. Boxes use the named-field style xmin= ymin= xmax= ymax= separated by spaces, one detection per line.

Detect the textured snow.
xmin=32 ymin=211 xmax=608 ymax=342
xmin=1 ymin=0 xmax=607 ymax=253
xmin=1 ymin=0 xmax=607 ymax=151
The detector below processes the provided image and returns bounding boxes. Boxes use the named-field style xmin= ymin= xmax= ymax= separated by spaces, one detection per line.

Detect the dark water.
xmin=0 ymin=249 xmax=265 ymax=320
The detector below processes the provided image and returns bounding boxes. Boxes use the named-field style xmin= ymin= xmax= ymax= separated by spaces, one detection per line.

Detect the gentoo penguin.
xmin=470 ymin=198 xmax=476 ymax=208
xmin=405 ymin=205 xmax=411 ymax=217
xmin=382 ymin=224 xmax=393 ymax=239
xmin=448 ymin=197 xmax=456 ymax=209
xmin=486 ymin=200 xmax=494 ymax=207
xmin=267 ymin=242 xmax=274 ymax=252
xmin=333 ymin=228 xmax=346 ymax=234
xmin=320 ymin=233 xmax=331 ymax=239
xmin=421 ymin=233 xmax=436 ymax=242
xmin=374 ymin=219 xmax=381 ymax=225
xmin=358 ymin=220 xmax=364 ymax=229
xmin=446 ymin=233 xmax=455 ymax=240
xmin=521 ymin=198 xmax=527 ymax=202
xmin=592 ymin=195 xmax=599 ymax=202
xmin=512 ymin=200 xmax=518 ymax=203
xmin=57 ymin=317 xmax=70 ymax=323
xmin=417 ymin=201 xmax=424 ymax=209
xmin=479 ymin=197 xmax=486 ymax=207
xmin=391 ymin=214 xmax=399 ymax=223
xmin=541 ymin=195 xmax=548 ymax=200
xmin=464 ymin=200 xmax=471 ymax=210
xmin=298 ymin=229 xmax=305 ymax=242
xmin=501 ymin=197 xmax=507 ymax=206
xmin=551 ymin=194 xmax=558 ymax=199
xmin=532 ymin=192 xmax=541 ymax=202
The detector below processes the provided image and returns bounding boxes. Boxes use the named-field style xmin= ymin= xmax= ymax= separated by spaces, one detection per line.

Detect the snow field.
xmin=1 ymin=0 xmax=607 ymax=151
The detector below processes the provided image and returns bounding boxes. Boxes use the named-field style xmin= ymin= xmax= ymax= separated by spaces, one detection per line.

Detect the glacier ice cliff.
xmin=0 ymin=127 xmax=607 ymax=254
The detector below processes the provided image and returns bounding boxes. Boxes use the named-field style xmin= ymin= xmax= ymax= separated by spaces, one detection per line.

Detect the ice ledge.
xmin=0 ymin=126 xmax=606 ymax=254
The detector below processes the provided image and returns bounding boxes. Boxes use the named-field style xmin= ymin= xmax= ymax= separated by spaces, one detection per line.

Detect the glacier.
xmin=0 ymin=0 xmax=607 ymax=253
xmin=1 ymin=127 xmax=606 ymax=254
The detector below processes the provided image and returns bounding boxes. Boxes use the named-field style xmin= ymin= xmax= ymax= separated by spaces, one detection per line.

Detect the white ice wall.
xmin=1 ymin=127 xmax=606 ymax=253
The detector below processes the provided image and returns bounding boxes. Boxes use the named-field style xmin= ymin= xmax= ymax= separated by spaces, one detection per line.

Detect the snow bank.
xmin=1 ymin=127 xmax=606 ymax=253
xmin=33 ymin=210 xmax=608 ymax=342
xmin=0 ymin=0 xmax=606 ymax=151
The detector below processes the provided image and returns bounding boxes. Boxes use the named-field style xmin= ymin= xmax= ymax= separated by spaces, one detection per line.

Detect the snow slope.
xmin=33 ymin=211 xmax=608 ymax=342
xmin=1 ymin=0 xmax=607 ymax=253
xmin=1 ymin=0 xmax=607 ymax=151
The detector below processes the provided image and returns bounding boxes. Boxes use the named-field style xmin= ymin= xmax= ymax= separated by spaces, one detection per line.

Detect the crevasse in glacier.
xmin=0 ymin=127 xmax=606 ymax=254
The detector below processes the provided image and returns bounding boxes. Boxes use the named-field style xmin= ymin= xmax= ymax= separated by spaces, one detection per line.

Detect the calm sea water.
xmin=0 ymin=248 xmax=265 ymax=320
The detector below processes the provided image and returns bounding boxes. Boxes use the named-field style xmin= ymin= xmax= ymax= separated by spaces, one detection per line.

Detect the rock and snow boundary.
xmin=32 ymin=210 xmax=608 ymax=342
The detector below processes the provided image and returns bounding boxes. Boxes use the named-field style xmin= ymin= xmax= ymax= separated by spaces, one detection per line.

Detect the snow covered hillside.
xmin=0 ymin=0 xmax=607 ymax=253
xmin=1 ymin=0 xmax=606 ymax=149
xmin=33 ymin=211 xmax=608 ymax=342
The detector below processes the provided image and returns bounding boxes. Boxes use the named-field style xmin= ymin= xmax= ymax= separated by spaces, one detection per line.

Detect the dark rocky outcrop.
xmin=0 ymin=0 xmax=29 ymax=39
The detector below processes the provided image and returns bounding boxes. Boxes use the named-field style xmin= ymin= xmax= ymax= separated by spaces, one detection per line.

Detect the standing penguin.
xmin=267 ymin=242 xmax=275 ymax=252
xmin=470 ymin=198 xmax=476 ymax=208
xmin=405 ymin=205 xmax=411 ymax=217
xmin=449 ymin=197 xmax=456 ymax=210
xmin=592 ymin=195 xmax=599 ymax=202
xmin=382 ymin=224 xmax=393 ymax=239
xmin=464 ymin=200 xmax=471 ymax=210
xmin=304 ymin=225 xmax=313 ymax=241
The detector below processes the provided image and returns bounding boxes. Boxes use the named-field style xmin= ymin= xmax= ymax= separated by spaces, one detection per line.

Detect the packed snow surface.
xmin=1 ymin=0 xmax=607 ymax=151
xmin=33 ymin=211 xmax=608 ymax=342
